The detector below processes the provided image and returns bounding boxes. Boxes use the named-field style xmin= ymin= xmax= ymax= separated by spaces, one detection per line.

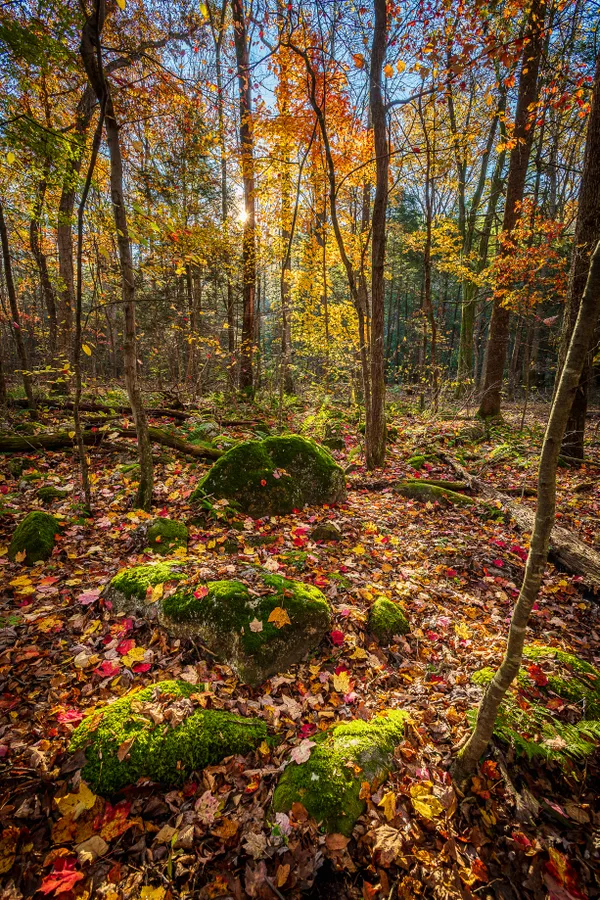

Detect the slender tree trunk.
xmin=0 ymin=199 xmax=36 ymax=413
xmin=231 ymin=0 xmax=256 ymax=395
xmin=453 ymin=237 xmax=600 ymax=780
xmin=80 ymin=0 xmax=153 ymax=510
xmin=30 ymin=170 xmax=58 ymax=363
xmin=366 ymin=0 xmax=388 ymax=467
xmin=477 ymin=0 xmax=547 ymax=419
xmin=557 ymin=52 xmax=600 ymax=459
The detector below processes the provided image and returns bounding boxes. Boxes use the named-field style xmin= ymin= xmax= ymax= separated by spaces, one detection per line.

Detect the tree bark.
xmin=0 ymin=199 xmax=36 ymax=413
xmin=557 ymin=52 xmax=600 ymax=459
xmin=231 ymin=0 xmax=256 ymax=394
xmin=30 ymin=170 xmax=58 ymax=362
xmin=453 ymin=237 xmax=600 ymax=781
xmin=80 ymin=0 xmax=153 ymax=510
xmin=366 ymin=0 xmax=388 ymax=469
xmin=477 ymin=0 xmax=547 ymax=419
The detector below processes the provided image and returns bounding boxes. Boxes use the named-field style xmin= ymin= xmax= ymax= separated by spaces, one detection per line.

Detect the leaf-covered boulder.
xmin=69 ymin=680 xmax=267 ymax=794
xmin=191 ymin=435 xmax=346 ymax=517
xmin=146 ymin=518 xmax=188 ymax=556
xmin=160 ymin=572 xmax=331 ymax=686
xmin=8 ymin=510 xmax=60 ymax=565
xmin=369 ymin=597 xmax=410 ymax=644
xmin=273 ymin=710 xmax=409 ymax=835
xmin=104 ymin=562 xmax=185 ymax=616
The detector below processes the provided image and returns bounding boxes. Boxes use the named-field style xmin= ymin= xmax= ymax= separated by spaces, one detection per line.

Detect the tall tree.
xmin=231 ymin=0 xmax=256 ymax=394
xmin=80 ymin=0 xmax=154 ymax=510
xmin=477 ymin=0 xmax=547 ymax=419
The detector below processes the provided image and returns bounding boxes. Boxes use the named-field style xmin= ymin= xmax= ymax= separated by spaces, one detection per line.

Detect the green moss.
xmin=395 ymin=481 xmax=474 ymax=506
xmin=160 ymin=572 xmax=331 ymax=686
xmin=310 ymin=522 xmax=342 ymax=542
xmin=191 ymin=435 xmax=346 ymax=517
xmin=106 ymin=562 xmax=185 ymax=614
xmin=468 ymin=646 xmax=600 ymax=766
xmin=146 ymin=518 xmax=188 ymax=556
xmin=280 ymin=550 xmax=308 ymax=571
xmin=8 ymin=511 xmax=60 ymax=565
xmin=369 ymin=597 xmax=410 ymax=643
xmin=322 ymin=436 xmax=345 ymax=451
xmin=21 ymin=471 xmax=43 ymax=482
xmin=8 ymin=457 xmax=25 ymax=478
xmin=37 ymin=486 xmax=68 ymax=503
xmin=273 ymin=710 xmax=409 ymax=835
xmin=69 ymin=680 xmax=267 ymax=794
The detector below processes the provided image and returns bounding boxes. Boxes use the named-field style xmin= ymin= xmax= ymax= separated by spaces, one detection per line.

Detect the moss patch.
xmin=105 ymin=562 xmax=185 ymax=615
xmin=369 ymin=597 xmax=410 ymax=643
xmin=146 ymin=518 xmax=188 ymax=556
xmin=37 ymin=486 xmax=69 ymax=503
xmin=70 ymin=680 xmax=267 ymax=794
xmin=191 ymin=435 xmax=346 ymax=517
xmin=273 ymin=710 xmax=409 ymax=835
xmin=395 ymin=481 xmax=474 ymax=506
xmin=160 ymin=572 xmax=331 ymax=686
xmin=467 ymin=645 xmax=600 ymax=766
xmin=8 ymin=511 xmax=60 ymax=565
xmin=310 ymin=522 xmax=342 ymax=542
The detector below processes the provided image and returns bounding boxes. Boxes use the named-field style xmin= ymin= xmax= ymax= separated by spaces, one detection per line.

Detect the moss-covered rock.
xmin=188 ymin=420 xmax=220 ymax=442
xmin=8 ymin=457 xmax=26 ymax=478
xmin=369 ymin=597 xmax=410 ymax=643
xmin=395 ymin=480 xmax=474 ymax=506
xmin=70 ymin=680 xmax=267 ymax=794
xmin=191 ymin=435 xmax=346 ymax=517
xmin=273 ymin=710 xmax=409 ymax=835
xmin=104 ymin=562 xmax=185 ymax=615
xmin=8 ymin=511 xmax=60 ymax=565
xmin=37 ymin=485 xmax=69 ymax=503
xmin=322 ymin=436 xmax=345 ymax=451
xmin=310 ymin=522 xmax=342 ymax=542
xmin=146 ymin=518 xmax=188 ymax=556
xmin=160 ymin=572 xmax=331 ymax=686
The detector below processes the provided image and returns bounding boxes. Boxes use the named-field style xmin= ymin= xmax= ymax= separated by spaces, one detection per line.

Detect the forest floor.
xmin=0 ymin=396 xmax=599 ymax=900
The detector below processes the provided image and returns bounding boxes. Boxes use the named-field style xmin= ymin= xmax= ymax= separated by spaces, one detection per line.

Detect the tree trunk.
xmin=80 ymin=0 xmax=153 ymax=510
xmin=557 ymin=52 xmax=600 ymax=459
xmin=231 ymin=0 xmax=256 ymax=395
xmin=366 ymin=0 xmax=388 ymax=468
xmin=30 ymin=170 xmax=58 ymax=362
xmin=477 ymin=0 xmax=547 ymax=419
xmin=452 ymin=237 xmax=600 ymax=780
xmin=0 ymin=199 xmax=36 ymax=413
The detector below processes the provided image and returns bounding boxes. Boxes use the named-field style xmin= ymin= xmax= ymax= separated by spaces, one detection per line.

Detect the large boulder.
xmin=104 ymin=562 xmax=186 ymax=616
xmin=191 ymin=435 xmax=346 ymax=517
xmin=9 ymin=510 xmax=60 ymax=565
xmin=273 ymin=710 xmax=409 ymax=835
xmin=70 ymin=680 xmax=267 ymax=794
xmin=160 ymin=572 xmax=331 ymax=686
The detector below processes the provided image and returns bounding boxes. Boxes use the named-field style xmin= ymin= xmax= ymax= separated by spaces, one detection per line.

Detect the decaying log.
xmin=441 ymin=452 xmax=600 ymax=593
xmin=0 ymin=427 xmax=222 ymax=461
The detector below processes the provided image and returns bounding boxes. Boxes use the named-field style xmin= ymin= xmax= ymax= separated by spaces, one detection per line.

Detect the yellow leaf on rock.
xmin=15 ymin=549 xmax=27 ymax=563
xmin=268 ymin=607 xmax=291 ymax=629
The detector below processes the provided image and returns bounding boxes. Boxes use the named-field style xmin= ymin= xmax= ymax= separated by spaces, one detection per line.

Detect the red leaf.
xmin=40 ymin=858 xmax=84 ymax=895
xmin=330 ymin=630 xmax=345 ymax=646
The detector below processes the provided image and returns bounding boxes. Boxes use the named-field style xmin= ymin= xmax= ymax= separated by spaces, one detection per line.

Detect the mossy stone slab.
xmin=104 ymin=562 xmax=186 ymax=616
xmin=273 ymin=710 xmax=409 ymax=835
xmin=8 ymin=510 xmax=60 ymax=565
xmin=70 ymin=680 xmax=267 ymax=794
xmin=191 ymin=435 xmax=346 ymax=517
xmin=160 ymin=572 xmax=331 ymax=686
xmin=369 ymin=597 xmax=410 ymax=644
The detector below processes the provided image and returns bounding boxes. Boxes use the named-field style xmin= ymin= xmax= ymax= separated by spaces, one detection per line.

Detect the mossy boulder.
xmin=191 ymin=435 xmax=346 ymax=517
xmin=104 ymin=562 xmax=185 ymax=616
xmin=8 ymin=457 xmax=26 ymax=478
xmin=273 ymin=710 xmax=409 ymax=835
xmin=146 ymin=518 xmax=188 ymax=556
xmin=310 ymin=522 xmax=342 ymax=543
xmin=395 ymin=481 xmax=474 ymax=506
xmin=160 ymin=572 xmax=331 ymax=686
xmin=70 ymin=680 xmax=267 ymax=794
xmin=369 ymin=597 xmax=410 ymax=644
xmin=8 ymin=511 xmax=60 ymax=565
xmin=322 ymin=436 xmax=345 ymax=451
xmin=37 ymin=485 xmax=69 ymax=503
xmin=188 ymin=420 xmax=220 ymax=442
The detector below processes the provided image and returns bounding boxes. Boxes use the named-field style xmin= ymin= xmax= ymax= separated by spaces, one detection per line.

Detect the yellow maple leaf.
xmin=410 ymin=784 xmax=444 ymax=820
xmin=268 ymin=607 xmax=291 ymax=629
xmin=332 ymin=670 xmax=350 ymax=693
xmin=379 ymin=790 xmax=397 ymax=821
xmin=139 ymin=888 xmax=166 ymax=900
xmin=56 ymin=783 xmax=97 ymax=819
xmin=122 ymin=646 xmax=145 ymax=667
xmin=454 ymin=622 xmax=470 ymax=640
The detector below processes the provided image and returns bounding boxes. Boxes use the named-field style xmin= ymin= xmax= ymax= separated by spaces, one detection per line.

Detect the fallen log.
xmin=9 ymin=397 xmax=189 ymax=421
xmin=440 ymin=453 xmax=600 ymax=593
xmin=0 ymin=428 xmax=222 ymax=461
